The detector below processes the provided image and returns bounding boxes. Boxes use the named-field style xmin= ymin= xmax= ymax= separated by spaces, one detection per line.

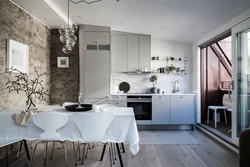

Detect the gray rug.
xmin=139 ymin=131 xmax=200 ymax=145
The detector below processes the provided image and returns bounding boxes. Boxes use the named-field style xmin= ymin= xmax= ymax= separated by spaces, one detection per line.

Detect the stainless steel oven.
xmin=127 ymin=96 xmax=152 ymax=120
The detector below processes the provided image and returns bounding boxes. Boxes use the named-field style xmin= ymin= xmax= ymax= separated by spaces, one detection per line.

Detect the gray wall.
xmin=0 ymin=0 xmax=51 ymax=110
xmin=50 ymin=29 xmax=79 ymax=105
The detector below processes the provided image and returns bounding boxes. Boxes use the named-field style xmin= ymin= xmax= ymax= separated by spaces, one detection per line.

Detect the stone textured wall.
xmin=50 ymin=29 xmax=79 ymax=105
xmin=0 ymin=0 xmax=51 ymax=110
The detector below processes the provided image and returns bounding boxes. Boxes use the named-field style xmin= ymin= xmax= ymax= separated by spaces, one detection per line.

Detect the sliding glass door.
xmin=232 ymin=18 xmax=250 ymax=145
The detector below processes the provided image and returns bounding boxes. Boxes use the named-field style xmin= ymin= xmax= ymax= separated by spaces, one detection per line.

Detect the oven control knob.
xmin=138 ymin=97 xmax=141 ymax=99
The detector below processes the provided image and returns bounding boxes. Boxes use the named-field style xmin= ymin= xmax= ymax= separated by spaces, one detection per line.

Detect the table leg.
xmin=116 ymin=143 xmax=124 ymax=167
xmin=100 ymin=144 xmax=106 ymax=161
xmin=23 ymin=140 xmax=30 ymax=160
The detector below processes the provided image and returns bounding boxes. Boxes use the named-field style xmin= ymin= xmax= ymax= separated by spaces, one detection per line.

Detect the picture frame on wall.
xmin=7 ymin=39 xmax=29 ymax=73
xmin=57 ymin=57 xmax=69 ymax=68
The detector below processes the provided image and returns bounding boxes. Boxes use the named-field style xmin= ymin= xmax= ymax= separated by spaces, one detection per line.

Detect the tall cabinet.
xmin=111 ymin=32 xmax=151 ymax=73
xmin=79 ymin=25 xmax=110 ymax=104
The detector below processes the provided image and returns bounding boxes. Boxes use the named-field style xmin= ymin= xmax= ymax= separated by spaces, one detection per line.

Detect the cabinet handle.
xmin=116 ymin=103 xmax=119 ymax=105
xmin=93 ymin=41 xmax=98 ymax=44
xmin=180 ymin=97 xmax=183 ymax=98
xmin=116 ymin=97 xmax=119 ymax=99
xmin=159 ymin=97 xmax=162 ymax=98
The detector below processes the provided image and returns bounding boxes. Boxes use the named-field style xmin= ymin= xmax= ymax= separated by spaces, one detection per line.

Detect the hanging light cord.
xmin=68 ymin=0 xmax=70 ymax=28
xmin=69 ymin=0 xmax=120 ymax=4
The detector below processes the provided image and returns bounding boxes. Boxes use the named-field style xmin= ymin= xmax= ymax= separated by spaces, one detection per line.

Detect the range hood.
xmin=125 ymin=71 xmax=151 ymax=75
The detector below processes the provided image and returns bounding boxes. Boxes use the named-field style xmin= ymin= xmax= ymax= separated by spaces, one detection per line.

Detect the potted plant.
xmin=150 ymin=75 xmax=158 ymax=93
xmin=167 ymin=64 xmax=176 ymax=73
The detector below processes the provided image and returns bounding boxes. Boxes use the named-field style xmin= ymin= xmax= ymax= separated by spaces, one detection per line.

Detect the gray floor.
xmin=0 ymin=130 xmax=238 ymax=167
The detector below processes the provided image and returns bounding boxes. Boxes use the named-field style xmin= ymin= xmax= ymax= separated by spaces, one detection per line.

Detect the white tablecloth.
xmin=0 ymin=106 xmax=139 ymax=155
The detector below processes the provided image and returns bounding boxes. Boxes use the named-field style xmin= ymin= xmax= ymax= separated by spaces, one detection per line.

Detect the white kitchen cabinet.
xmin=111 ymin=35 xmax=127 ymax=73
xmin=83 ymin=98 xmax=109 ymax=104
xmin=111 ymin=33 xmax=151 ymax=73
xmin=110 ymin=95 xmax=127 ymax=107
xmin=127 ymin=35 xmax=139 ymax=71
xmin=85 ymin=32 xmax=110 ymax=45
xmin=139 ymin=35 xmax=151 ymax=70
xmin=152 ymin=95 xmax=170 ymax=124
xmin=84 ymin=50 xmax=110 ymax=99
xmin=170 ymin=95 xmax=195 ymax=124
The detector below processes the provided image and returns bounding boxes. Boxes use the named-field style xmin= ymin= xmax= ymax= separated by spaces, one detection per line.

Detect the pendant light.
xmin=59 ymin=0 xmax=78 ymax=54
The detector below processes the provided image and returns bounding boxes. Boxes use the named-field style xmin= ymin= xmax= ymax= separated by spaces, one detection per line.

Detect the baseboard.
xmin=137 ymin=124 xmax=195 ymax=131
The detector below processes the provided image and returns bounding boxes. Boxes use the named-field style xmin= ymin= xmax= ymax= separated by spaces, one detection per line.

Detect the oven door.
xmin=127 ymin=102 xmax=152 ymax=120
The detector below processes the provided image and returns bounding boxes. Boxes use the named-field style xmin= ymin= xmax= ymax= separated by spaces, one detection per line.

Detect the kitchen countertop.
xmin=110 ymin=93 xmax=196 ymax=96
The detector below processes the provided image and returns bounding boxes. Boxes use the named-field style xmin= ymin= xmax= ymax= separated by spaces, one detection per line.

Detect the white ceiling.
xmin=10 ymin=0 xmax=250 ymax=43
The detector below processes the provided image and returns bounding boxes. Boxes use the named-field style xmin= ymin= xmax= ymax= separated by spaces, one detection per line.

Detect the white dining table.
xmin=0 ymin=106 xmax=140 ymax=155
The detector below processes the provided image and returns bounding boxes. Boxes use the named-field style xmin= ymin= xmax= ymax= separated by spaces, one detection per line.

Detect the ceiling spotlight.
xmin=77 ymin=16 xmax=82 ymax=19
xmin=201 ymin=31 xmax=206 ymax=34
xmin=44 ymin=17 xmax=50 ymax=20
xmin=161 ymin=26 xmax=166 ymax=29
xmin=120 ymin=21 xmax=124 ymax=24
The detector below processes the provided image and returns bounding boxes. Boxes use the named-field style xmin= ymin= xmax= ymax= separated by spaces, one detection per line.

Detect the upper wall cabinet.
xmin=139 ymin=35 xmax=151 ymax=71
xmin=85 ymin=31 xmax=110 ymax=51
xmin=111 ymin=35 xmax=127 ymax=73
xmin=85 ymin=32 xmax=110 ymax=45
xmin=111 ymin=32 xmax=151 ymax=73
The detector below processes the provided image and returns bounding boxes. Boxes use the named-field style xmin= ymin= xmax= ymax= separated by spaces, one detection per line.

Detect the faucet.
xmin=77 ymin=92 xmax=82 ymax=108
xmin=173 ymin=80 xmax=179 ymax=93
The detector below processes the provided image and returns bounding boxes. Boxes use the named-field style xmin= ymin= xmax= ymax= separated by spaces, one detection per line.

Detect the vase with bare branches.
xmin=1 ymin=67 xmax=49 ymax=109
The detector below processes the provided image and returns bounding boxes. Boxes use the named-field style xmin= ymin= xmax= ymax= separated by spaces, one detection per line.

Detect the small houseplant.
xmin=1 ymin=67 xmax=49 ymax=109
xmin=167 ymin=64 xmax=176 ymax=73
xmin=149 ymin=75 xmax=158 ymax=93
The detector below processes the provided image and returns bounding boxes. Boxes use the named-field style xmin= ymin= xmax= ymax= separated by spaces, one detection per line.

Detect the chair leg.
xmin=81 ymin=144 xmax=86 ymax=164
xmin=50 ymin=142 xmax=55 ymax=159
xmin=121 ymin=143 xmax=125 ymax=153
xmin=85 ymin=144 xmax=89 ymax=158
xmin=224 ymin=109 xmax=228 ymax=124
xmin=73 ymin=142 xmax=77 ymax=166
xmin=30 ymin=141 xmax=42 ymax=167
xmin=16 ymin=141 xmax=23 ymax=159
xmin=6 ymin=145 xmax=9 ymax=167
xmin=108 ymin=144 xmax=112 ymax=167
xmin=113 ymin=143 xmax=117 ymax=160
xmin=100 ymin=144 xmax=107 ymax=161
xmin=207 ymin=108 xmax=210 ymax=124
xmin=44 ymin=142 xmax=48 ymax=166
xmin=77 ymin=144 xmax=81 ymax=161
xmin=110 ymin=143 xmax=115 ymax=164
xmin=215 ymin=109 xmax=217 ymax=128
xmin=63 ymin=142 xmax=68 ymax=167
xmin=116 ymin=143 xmax=124 ymax=167
xmin=58 ymin=142 xmax=61 ymax=149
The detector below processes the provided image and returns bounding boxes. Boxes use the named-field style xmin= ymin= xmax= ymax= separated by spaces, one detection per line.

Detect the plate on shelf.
xmin=119 ymin=82 xmax=130 ymax=93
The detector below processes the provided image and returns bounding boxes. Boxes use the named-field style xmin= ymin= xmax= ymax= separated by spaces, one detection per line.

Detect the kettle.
xmin=157 ymin=67 xmax=165 ymax=73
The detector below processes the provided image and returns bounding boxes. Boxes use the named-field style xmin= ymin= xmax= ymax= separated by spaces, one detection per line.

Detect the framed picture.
xmin=7 ymin=39 xmax=29 ymax=73
xmin=57 ymin=57 xmax=69 ymax=68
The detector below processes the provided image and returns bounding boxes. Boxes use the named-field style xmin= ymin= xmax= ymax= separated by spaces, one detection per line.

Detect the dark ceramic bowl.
xmin=65 ymin=104 xmax=92 ymax=112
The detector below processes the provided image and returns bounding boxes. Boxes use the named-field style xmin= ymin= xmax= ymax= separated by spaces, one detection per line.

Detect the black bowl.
xmin=65 ymin=104 xmax=92 ymax=112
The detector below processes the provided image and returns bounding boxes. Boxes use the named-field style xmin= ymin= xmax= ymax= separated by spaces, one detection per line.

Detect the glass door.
xmin=232 ymin=18 xmax=250 ymax=145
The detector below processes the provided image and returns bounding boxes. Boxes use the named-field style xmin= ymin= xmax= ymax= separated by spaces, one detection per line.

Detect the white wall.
xmin=111 ymin=39 xmax=193 ymax=94
xmin=191 ymin=7 xmax=250 ymax=123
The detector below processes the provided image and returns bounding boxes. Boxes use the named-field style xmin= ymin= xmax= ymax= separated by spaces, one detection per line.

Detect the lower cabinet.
xmin=83 ymin=98 xmax=109 ymax=104
xmin=170 ymin=95 xmax=195 ymax=124
xmin=152 ymin=96 xmax=170 ymax=124
xmin=151 ymin=95 xmax=195 ymax=125
xmin=110 ymin=95 xmax=127 ymax=107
